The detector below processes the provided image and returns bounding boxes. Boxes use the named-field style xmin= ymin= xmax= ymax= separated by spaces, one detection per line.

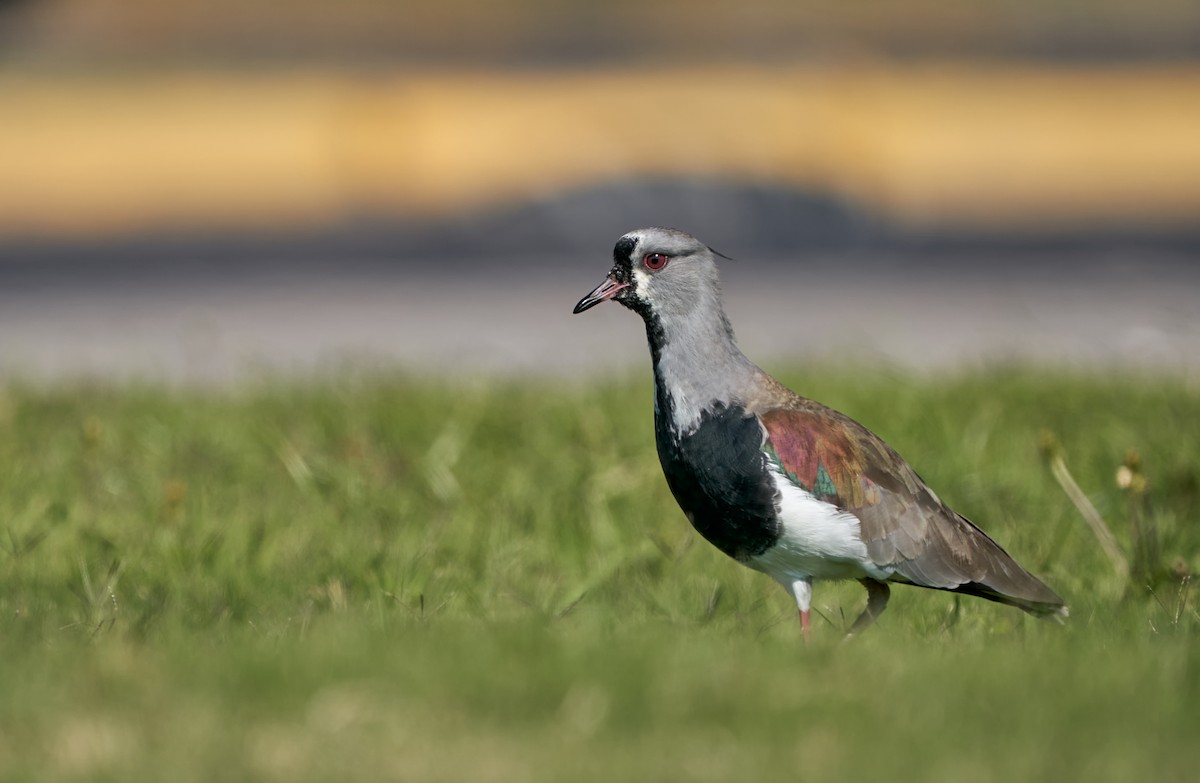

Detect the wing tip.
xmin=1008 ymin=594 xmax=1069 ymax=622
xmin=1043 ymin=603 xmax=1070 ymax=624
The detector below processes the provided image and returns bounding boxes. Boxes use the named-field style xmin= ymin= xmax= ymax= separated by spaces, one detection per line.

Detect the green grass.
xmin=0 ymin=367 xmax=1197 ymax=781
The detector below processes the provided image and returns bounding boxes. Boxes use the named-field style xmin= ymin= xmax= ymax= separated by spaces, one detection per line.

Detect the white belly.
xmin=747 ymin=468 xmax=892 ymax=583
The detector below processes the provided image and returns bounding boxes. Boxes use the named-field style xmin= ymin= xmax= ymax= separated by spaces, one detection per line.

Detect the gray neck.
xmin=647 ymin=299 xmax=760 ymax=436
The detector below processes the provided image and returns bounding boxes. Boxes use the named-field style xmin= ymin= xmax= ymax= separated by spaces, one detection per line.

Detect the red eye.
xmin=642 ymin=253 xmax=669 ymax=271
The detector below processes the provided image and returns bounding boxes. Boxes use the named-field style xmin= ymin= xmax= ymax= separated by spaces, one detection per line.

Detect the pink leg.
xmin=788 ymin=578 xmax=813 ymax=642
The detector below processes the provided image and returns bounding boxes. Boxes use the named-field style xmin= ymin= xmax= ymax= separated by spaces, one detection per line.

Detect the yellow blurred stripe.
xmin=1 ymin=66 xmax=1197 ymax=237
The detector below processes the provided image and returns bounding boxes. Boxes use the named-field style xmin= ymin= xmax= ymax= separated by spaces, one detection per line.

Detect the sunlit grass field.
xmin=0 ymin=368 xmax=1197 ymax=781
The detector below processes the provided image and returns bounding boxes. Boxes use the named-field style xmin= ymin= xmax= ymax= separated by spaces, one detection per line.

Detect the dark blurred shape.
xmin=2 ymin=176 xmax=1196 ymax=300
xmin=0 ymin=178 xmax=867 ymax=292
xmin=415 ymin=178 xmax=873 ymax=259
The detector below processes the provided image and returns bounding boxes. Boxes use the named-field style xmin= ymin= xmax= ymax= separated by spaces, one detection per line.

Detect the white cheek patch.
xmin=631 ymin=267 xmax=653 ymax=301
xmin=632 ymin=266 xmax=676 ymax=332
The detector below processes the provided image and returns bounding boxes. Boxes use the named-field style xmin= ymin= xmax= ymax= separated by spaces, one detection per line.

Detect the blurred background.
xmin=1 ymin=0 xmax=1198 ymax=382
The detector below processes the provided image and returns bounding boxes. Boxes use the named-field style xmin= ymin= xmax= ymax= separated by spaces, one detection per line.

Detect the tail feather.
xmin=895 ymin=508 xmax=1069 ymax=620
xmin=948 ymin=580 xmax=1068 ymax=620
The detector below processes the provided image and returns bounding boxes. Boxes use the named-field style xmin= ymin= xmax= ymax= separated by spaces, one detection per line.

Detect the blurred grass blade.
xmin=1041 ymin=432 xmax=1130 ymax=584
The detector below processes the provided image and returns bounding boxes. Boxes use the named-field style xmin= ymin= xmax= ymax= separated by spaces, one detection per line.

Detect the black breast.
xmin=654 ymin=395 xmax=782 ymax=562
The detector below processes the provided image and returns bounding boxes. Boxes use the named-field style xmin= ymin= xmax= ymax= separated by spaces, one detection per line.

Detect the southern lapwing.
xmin=573 ymin=227 xmax=1067 ymax=637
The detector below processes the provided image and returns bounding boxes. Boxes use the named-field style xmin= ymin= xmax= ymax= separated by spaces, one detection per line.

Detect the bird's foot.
xmin=844 ymin=579 xmax=891 ymax=640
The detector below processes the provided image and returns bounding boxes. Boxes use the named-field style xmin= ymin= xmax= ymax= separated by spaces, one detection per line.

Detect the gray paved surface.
xmin=0 ymin=250 xmax=1196 ymax=384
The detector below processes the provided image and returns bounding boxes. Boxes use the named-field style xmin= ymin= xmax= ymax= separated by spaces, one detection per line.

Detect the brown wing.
xmin=759 ymin=405 xmax=1065 ymax=615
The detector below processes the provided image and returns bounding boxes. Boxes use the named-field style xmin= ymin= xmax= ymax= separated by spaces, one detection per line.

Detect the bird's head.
xmin=573 ymin=227 xmax=725 ymax=324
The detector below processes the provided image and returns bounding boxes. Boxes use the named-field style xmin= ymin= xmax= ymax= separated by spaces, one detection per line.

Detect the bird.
xmin=573 ymin=227 xmax=1067 ymax=637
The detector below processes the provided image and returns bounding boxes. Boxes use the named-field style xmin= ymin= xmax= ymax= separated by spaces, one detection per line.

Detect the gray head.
xmin=573 ymin=227 xmax=728 ymax=328
xmin=575 ymin=228 xmax=755 ymax=430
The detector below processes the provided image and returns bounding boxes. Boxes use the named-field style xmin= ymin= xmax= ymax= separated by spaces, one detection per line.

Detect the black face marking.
xmin=613 ymin=236 xmax=638 ymax=265
xmin=653 ymin=397 xmax=782 ymax=561
xmin=609 ymin=235 xmax=652 ymax=316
